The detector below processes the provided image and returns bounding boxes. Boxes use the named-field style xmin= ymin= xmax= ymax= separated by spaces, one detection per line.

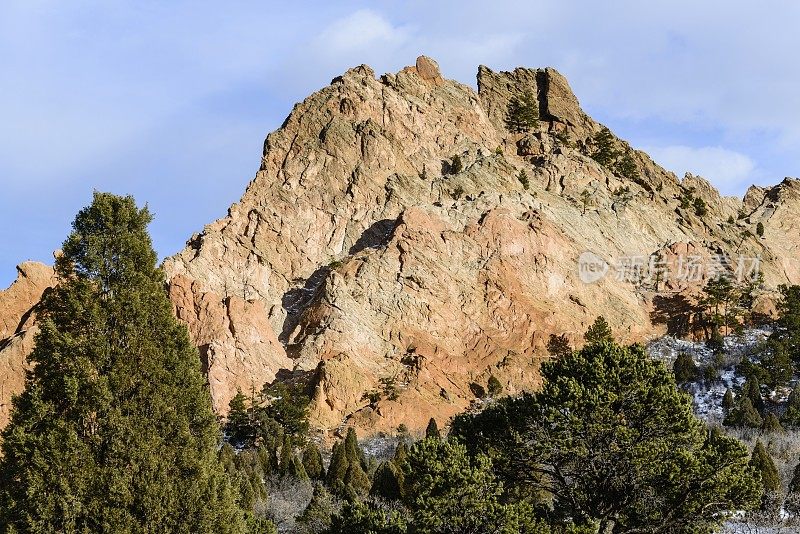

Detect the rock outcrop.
xmin=2 ymin=56 xmax=799 ymax=438
xmin=0 ymin=262 xmax=56 ymax=427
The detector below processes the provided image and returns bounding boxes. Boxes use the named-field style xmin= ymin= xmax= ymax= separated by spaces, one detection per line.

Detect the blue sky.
xmin=2 ymin=1 xmax=799 ymax=288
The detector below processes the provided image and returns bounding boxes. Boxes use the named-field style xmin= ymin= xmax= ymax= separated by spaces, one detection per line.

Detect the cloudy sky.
xmin=2 ymin=1 xmax=799 ymax=287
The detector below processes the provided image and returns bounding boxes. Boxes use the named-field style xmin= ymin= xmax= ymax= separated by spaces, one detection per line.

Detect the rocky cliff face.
xmin=2 ymin=56 xmax=799 ymax=438
xmin=0 ymin=262 xmax=56 ymax=427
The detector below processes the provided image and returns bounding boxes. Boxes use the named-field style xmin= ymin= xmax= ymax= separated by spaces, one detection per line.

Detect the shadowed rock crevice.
xmin=348 ymin=218 xmax=398 ymax=255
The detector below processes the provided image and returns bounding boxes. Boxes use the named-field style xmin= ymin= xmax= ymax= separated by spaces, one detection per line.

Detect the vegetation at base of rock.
xmin=451 ymin=340 xmax=760 ymax=533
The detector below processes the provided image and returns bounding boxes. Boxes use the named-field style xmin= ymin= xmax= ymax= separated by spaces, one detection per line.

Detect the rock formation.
xmin=2 ymin=56 xmax=799 ymax=438
xmin=0 ymin=262 xmax=56 ymax=427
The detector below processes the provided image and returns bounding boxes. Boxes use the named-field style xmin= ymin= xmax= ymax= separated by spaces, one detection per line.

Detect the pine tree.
xmin=505 ymin=90 xmax=539 ymax=132
xmin=760 ymin=338 xmax=793 ymax=389
xmin=762 ymin=412 xmax=784 ymax=433
xmin=0 ymin=193 xmax=245 ymax=532
xmin=724 ymin=396 xmax=763 ymax=428
xmin=783 ymin=387 xmax=800 ymax=427
xmin=546 ymin=333 xmax=572 ymax=358
xmin=371 ymin=461 xmax=403 ymax=501
xmin=584 ymin=316 xmax=614 ymax=345
xmin=279 ymin=434 xmax=294 ymax=476
xmin=452 ymin=341 xmax=760 ymax=532
xmin=326 ymin=441 xmax=348 ymax=493
xmin=296 ymin=484 xmax=336 ymax=534
xmin=302 ymin=443 xmax=325 ymax=481
xmin=774 ymin=285 xmax=800 ymax=354
xmin=722 ymin=388 xmax=735 ymax=413
xmin=425 ymin=418 xmax=440 ymax=439
xmin=401 ymin=438 xmax=537 ymax=533
xmin=750 ymin=440 xmax=780 ymax=494
xmin=227 ymin=388 xmax=253 ymax=448
xmin=343 ymin=463 xmax=371 ymax=499
xmin=756 ymin=221 xmax=765 ymax=237
xmin=343 ymin=427 xmax=364 ymax=469
xmin=743 ymin=378 xmax=766 ymax=414
xmin=590 ymin=127 xmax=617 ymax=167
xmin=580 ymin=189 xmax=592 ymax=215
xmin=289 ymin=455 xmax=309 ymax=481
xmin=487 ymin=375 xmax=503 ymax=397
xmin=673 ymin=353 xmax=699 ymax=384
xmin=613 ymin=149 xmax=639 ymax=182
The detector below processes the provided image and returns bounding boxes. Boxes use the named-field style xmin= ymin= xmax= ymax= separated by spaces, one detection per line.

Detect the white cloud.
xmin=644 ymin=145 xmax=758 ymax=196
xmin=314 ymin=10 xmax=409 ymax=57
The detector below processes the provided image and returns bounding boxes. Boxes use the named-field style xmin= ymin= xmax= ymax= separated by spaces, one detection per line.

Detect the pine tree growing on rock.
xmin=0 ymin=193 xmax=245 ymax=532
xmin=487 ymin=375 xmax=503 ymax=397
xmin=505 ymin=90 xmax=539 ymax=132
xmin=590 ymin=127 xmax=617 ymax=167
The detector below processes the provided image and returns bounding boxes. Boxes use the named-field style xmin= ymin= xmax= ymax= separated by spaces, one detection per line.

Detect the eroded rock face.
xmin=160 ymin=57 xmax=800 ymax=437
xmin=0 ymin=262 xmax=56 ymax=427
xmin=2 ymin=57 xmax=799 ymax=438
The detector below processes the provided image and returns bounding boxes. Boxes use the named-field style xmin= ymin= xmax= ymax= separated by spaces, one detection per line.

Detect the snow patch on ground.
xmin=646 ymin=328 xmax=772 ymax=422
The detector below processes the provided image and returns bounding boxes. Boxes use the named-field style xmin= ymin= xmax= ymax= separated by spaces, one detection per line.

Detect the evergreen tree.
xmin=487 ymin=375 xmax=503 ymax=397
xmin=722 ymin=388 xmax=735 ymax=413
xmin=257 ymin=444 xmax=276 ymax=478
xmin=261 ymin=381 xmax=310 ymax=440
xmin=760 ymin=338 xmax=793 ymax=389
xmin=783 ymin=386 xmax=800 ymax=427
xmin=579 ymin=189 xmax=592 ymax=215
xmin=546 ymin=333 xmax=572 ymax=359
xmin=584 ymin=315 xmax=614 ymax=345
xmin=302 ymin=443 xmax=325 ymax=481
xmin=289 ymin=455 xmax=310 ymax=481
xmin=0 ymin=193 xmax=245 ymax=533
xmin=590 ymin=127 xmax=617 ymax=167
xmin=343 ymin=463 xmax=371 ymax=499
xmin=401 ymin=438 xmax=538 ymax=533
xmin=505 ymin=90 xmax=539 ymax=132
xmin=279 ymin=434 xmax=294 ymax=476
xmin=326 ymin=442 xmax=349 ymax=493
xmin=613 ymin=148 xmax=639 ymax=182
xmin=673 ymin=352 xmax=699 ymax=384
xmin=297 ymin=484 xmax=337 ymax=534
xmin=452 ymin=341 xmax=760 ymax=532
xmin=750 ymin=440 xmax=780 ymax=494
xmin=756 ymin=221 xmax=765 ymax=237
xmin=773 ymin=284 xmax=800 ymax=356
xmin=227 ymin=388 xmax=254 ymax=448
xmin=371 ymin=461 xmax=404 ymax=501
xmin=724 ymin=396 xmax=763 ymax=428
xmin=761 ymin=412 xmax=784 ymax=433
xmin=424 ymin=418 xmax=440 ymax=440
xmin=344 ymin=427 xmax=365 ymax=469
xmin=325 ymin=501 xmax=407 ymax=534
xmin=743 ymin=378 xmax=766 ymax=414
